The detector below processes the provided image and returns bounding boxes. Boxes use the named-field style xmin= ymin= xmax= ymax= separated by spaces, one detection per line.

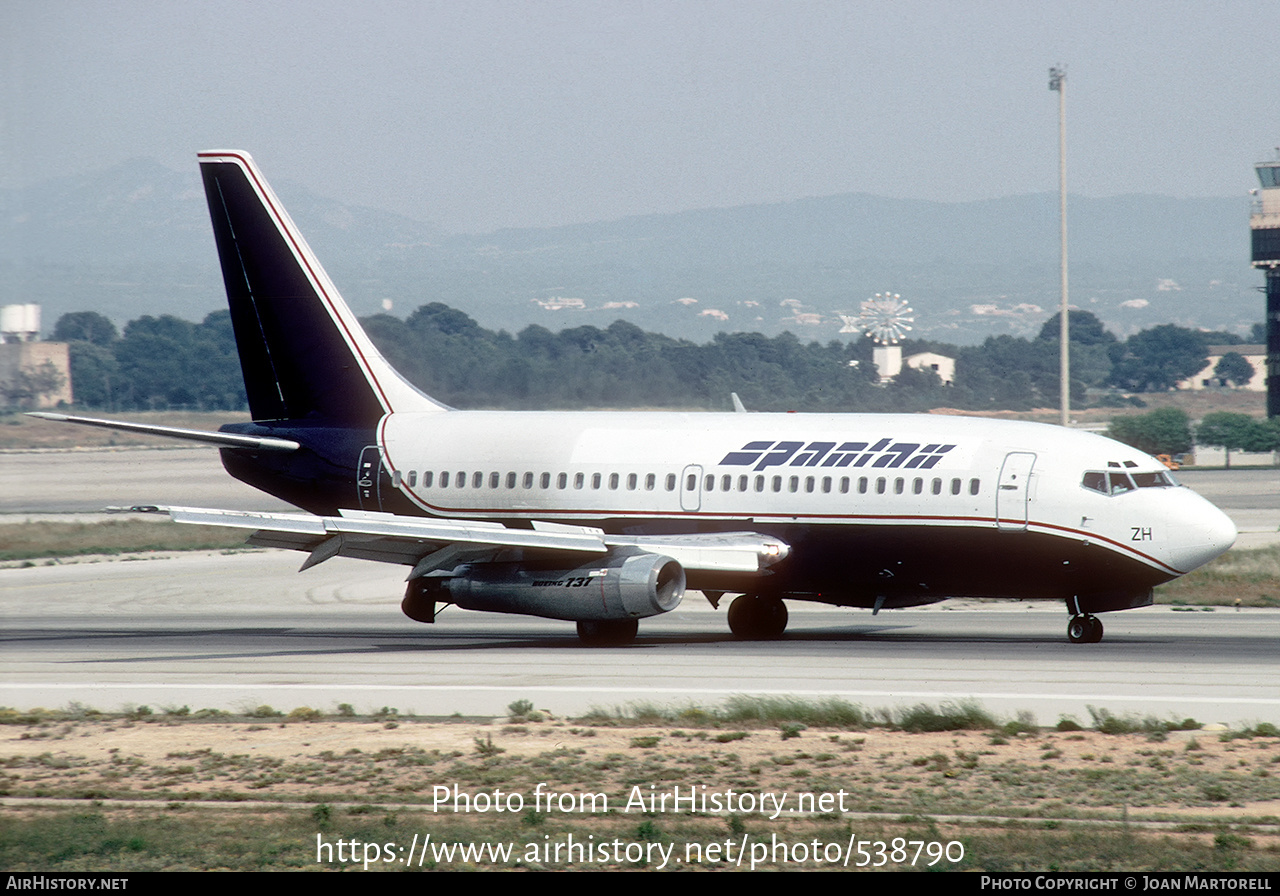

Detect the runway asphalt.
xmin=3 ymin=549 xmax=1278 ymax=725
xmin=0 ymin=446 xmax=292 ymax=514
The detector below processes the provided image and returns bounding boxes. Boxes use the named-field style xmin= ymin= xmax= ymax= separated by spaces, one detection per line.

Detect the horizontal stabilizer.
xmin=26 ymin=413 xmax=299 ymax=451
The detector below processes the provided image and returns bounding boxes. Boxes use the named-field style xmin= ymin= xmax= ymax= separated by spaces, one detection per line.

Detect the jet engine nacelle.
xmin=427 ymin=551 xmax=685 ymax=622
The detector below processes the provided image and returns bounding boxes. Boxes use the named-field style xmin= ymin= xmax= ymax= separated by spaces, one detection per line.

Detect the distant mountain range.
xmin=0 ymin=159 xmax=1263 ymax=344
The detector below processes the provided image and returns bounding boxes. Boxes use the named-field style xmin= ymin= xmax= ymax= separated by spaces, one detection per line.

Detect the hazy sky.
xmin=5 ymin=1 xmax=1277 ymax=232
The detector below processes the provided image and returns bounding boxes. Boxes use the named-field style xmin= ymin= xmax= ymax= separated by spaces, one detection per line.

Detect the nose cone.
xmin=1170 ymin=493 xmax=1237 ymax=573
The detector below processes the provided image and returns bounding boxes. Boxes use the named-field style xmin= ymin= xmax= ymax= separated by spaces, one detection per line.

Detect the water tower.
xmin=1253 ymin=155 xmax=1280 ymax=417
xmin=0 ymin=304 xmax=40 ymax=344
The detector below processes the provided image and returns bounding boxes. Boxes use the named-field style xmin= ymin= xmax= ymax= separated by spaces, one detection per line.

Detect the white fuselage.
xmin=376 ymin=411 xmax=1235 ymax=597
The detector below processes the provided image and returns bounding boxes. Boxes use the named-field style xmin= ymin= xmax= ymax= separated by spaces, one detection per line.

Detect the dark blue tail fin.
xmin=198 ymin=150 xmax=443 ymax=423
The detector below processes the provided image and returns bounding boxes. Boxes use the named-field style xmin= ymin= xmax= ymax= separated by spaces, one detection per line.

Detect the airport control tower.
xmin=1254 ymin=156 xmax=1280 ymax=417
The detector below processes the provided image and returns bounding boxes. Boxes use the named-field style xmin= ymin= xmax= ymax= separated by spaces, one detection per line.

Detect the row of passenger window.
xmin=406 ymin=470 xmax=668 ymax=491
xmin=401 ymin=469 xmax=983 ymax=497
xmin=703 ymin=473 xmax=982 ymax=497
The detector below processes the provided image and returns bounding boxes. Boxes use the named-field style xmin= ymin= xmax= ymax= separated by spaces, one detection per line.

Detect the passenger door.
xmin=996 ymin=451 xmax=1036 ymax=530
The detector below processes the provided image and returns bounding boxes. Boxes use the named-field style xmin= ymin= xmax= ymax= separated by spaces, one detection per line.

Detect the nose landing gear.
xmin=1067 ymin=614 xmax=1103 ymax=644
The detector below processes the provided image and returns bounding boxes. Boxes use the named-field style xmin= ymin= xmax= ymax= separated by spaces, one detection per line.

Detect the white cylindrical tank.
xmin=0 ymin=304 xmax=40 ymax=340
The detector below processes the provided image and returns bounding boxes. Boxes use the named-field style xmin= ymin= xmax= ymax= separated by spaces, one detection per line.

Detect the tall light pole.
xmin=1049 ymin=65 xmax=1069 ymax=427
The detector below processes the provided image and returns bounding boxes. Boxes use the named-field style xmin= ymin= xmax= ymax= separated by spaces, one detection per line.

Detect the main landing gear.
xmin=1067 ymin=614 xmax=1104 ymax=644
xmin=727 ymin=594 xmax=789 ymax=640
xmin=576 ymin=618 xmax=639 ymax=646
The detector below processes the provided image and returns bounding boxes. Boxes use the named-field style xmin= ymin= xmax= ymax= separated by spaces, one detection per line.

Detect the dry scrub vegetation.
xmin=2 ymin=701 xmax=1278 ymax=871
xmin=1156 ymin=544 xmax=1280 ymax=607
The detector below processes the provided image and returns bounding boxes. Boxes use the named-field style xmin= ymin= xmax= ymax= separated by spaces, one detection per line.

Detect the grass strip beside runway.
xmin=0 ymin=519 xmax=248 ymax=561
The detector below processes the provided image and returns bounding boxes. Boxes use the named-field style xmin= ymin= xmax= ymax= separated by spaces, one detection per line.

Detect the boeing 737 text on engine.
xmin=33 ymin=151 xmax=1238 ymax=645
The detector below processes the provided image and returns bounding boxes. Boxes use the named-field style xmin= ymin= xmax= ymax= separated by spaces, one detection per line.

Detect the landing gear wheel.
xmin=576 ymin=618 xmax=639 ymax=646
xmin=727 ymin=594 xmax=789 ymax=640
xmin=1067 ymin=614 xmax=1103 ymax=644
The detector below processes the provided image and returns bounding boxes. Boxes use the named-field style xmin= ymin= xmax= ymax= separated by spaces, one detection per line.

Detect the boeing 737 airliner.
xmin=34 ymin=151 xmax=1238 ymax=645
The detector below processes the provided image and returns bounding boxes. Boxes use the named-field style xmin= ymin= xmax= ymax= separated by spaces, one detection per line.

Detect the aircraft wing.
xmin=133 ymin=506 xmax=789 ymax=580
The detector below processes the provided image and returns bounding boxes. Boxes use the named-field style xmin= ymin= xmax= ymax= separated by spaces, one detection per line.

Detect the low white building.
xmin=0 ymin=341 xmax=73 ymax=408
xmin=868 ymin=345 xmax=955 ymax=385
xmin=0 ymin=304 xmax=72 ymax=408
xmin=1179 ymin=344 xmax=1266 ymax=391
xmin=904 ymin=351 xmax=955 ymax=386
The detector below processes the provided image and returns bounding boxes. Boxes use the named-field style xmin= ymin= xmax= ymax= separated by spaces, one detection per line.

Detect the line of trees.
xmin=53 ymin=310 xmax=243 ymax=411
xmin=47 ymin=305 xmax=1257 ymax=415
xmin=1108 ymin=408 xmax=1280 ymax=467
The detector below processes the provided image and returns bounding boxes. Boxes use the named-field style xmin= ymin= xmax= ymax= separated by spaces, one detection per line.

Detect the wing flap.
xmin=607 ymin=532 xmax=790 ymax=573
xmin=245 ymin=531 xmax=325 ymax=552
xmin=148 ymin=505 xmax=789 ymax=576
xmin=159 ymin=505 xmax=608 ymax=557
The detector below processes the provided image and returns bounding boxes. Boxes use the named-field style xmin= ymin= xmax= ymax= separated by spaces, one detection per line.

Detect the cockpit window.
xmin=1081 ymin=471 xmax=1107 ymax=494
xmin=1108 ymin=472 xmax=1135 ymax=494
xmin=1083 ymin=468 xmax=1177 ymax=495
